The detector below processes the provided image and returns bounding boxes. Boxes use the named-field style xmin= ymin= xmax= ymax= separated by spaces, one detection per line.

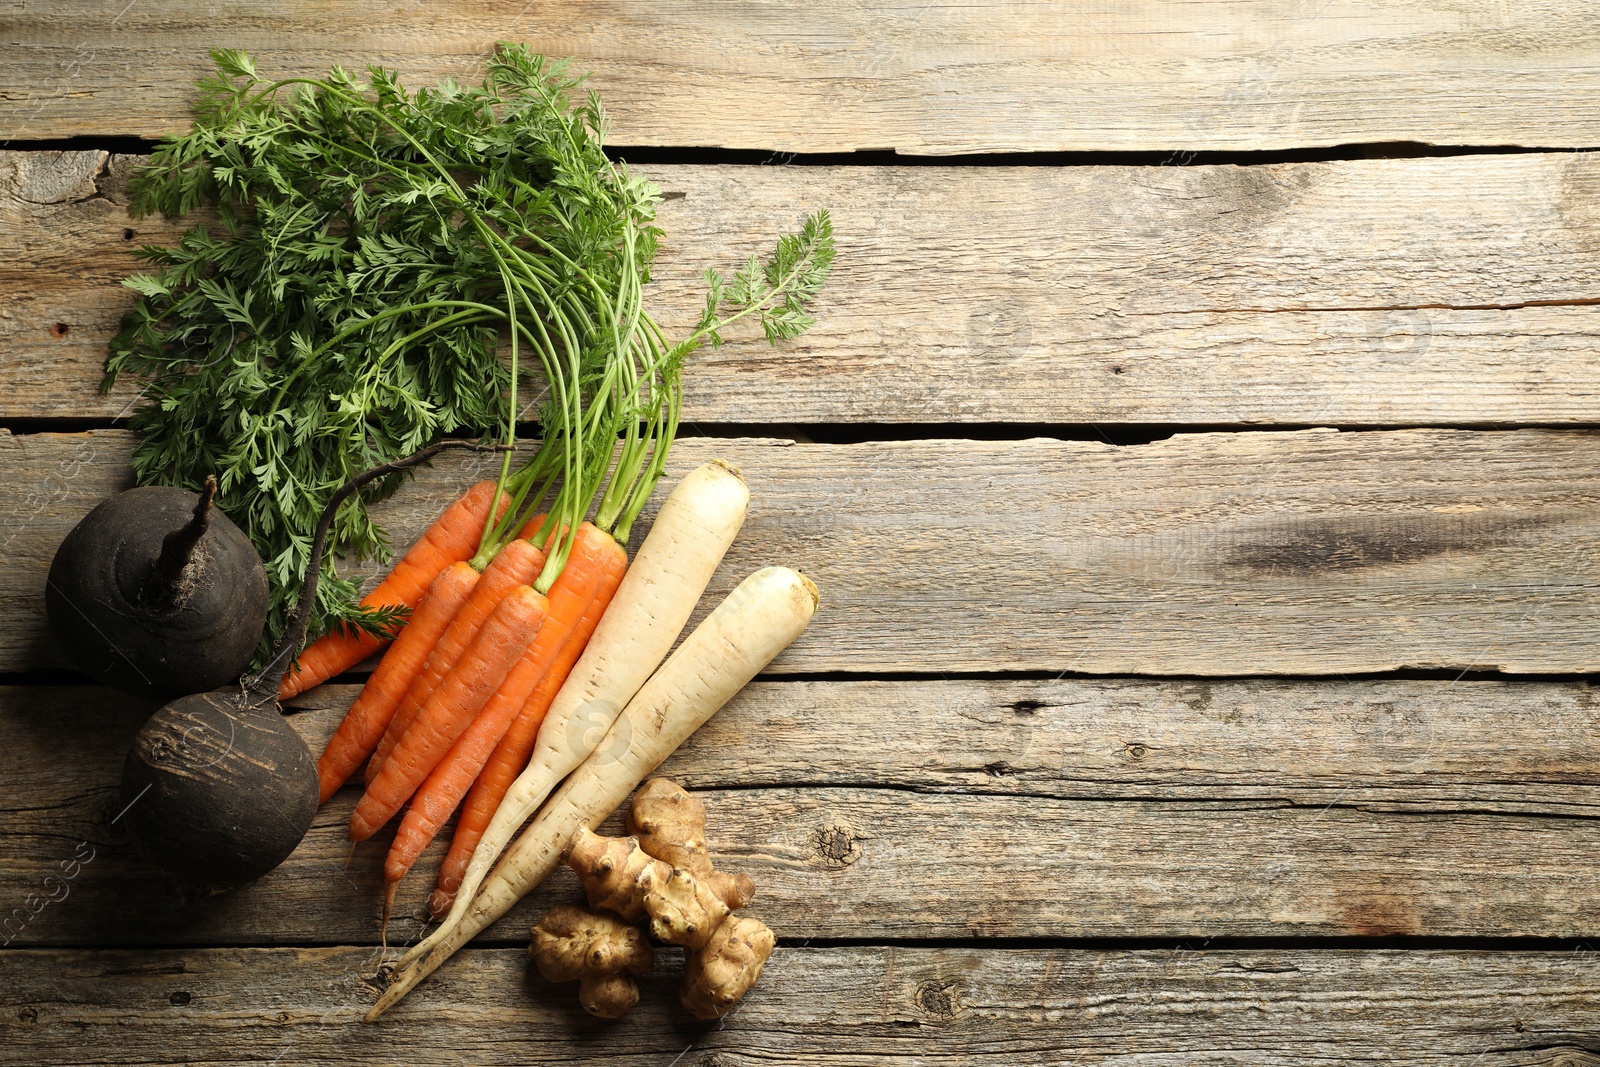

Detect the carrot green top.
xmin=107 ymin=45 xmax=833 ymax=654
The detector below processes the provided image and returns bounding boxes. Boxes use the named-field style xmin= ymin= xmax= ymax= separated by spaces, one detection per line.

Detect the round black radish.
xmin=120 ymin=689 xmax=319 ymax=887
xmin=117 ymin=440 xmax=487 ymax=890
xmin=46 ymin=478 xmax=267 ymax=697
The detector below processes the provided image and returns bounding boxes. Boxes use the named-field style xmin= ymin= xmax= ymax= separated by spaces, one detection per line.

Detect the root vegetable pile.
xmin=532 ymin=780 xmax=775 ymax=1020
xmin=100 ymin=45 xmax=835 ymax=1028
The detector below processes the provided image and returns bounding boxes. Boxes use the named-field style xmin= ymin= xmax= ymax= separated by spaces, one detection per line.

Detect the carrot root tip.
xmin=380 ymin=879 xmax=400 ymax=949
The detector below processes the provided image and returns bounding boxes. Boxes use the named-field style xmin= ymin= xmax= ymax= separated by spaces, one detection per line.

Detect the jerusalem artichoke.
xmin=565 ymin=828 xmax=669 ymax=923
xmin=528 ymin=903 xmax=652 ymax=1019
xmin=562 ymin=781 xmax=775 ymax=1018
xmin=566 ymin=827 xmax=729 ymax=949
xmin=681 ymin=914 xmax=776 ymax=1020
xmin=628 ymin=779 xmax=755 ymax=910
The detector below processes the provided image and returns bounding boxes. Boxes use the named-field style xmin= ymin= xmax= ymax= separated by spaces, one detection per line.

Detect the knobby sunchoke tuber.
xmin=556 ymin=779 xmax=775 ymax=1019
xmin=528 ymin=903 xmax=653 ymax=1019
xmin=565 ymin=829 xmax=668 ymax=923
xmin=681 ymin=914 xmax=777 ymax=1019
xmin=628 ymin=778 xmax=755 ymax=910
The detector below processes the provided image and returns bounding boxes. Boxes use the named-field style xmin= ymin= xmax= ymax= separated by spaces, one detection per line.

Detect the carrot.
xmin=277 ymin=480 xmax=506 ymax=700
xmin=391 ymin=525 xmax=616 ymax=873
xmin=363 ymin=536 xmax=546 ymax=785
xmin=408 ymin=461 xmax=747 ymax=958
xmin=313 ymin=562 xmax=481 ymax=804
xmin=382 ymin=552 xmax=590 ymax=890
xmin=368 ymin=566 xmax=818 ymax=1019
xmin=349 ymin=584 xmax=549 ymax=842
xmin=427 ymin=522 xmax=628 ymax=918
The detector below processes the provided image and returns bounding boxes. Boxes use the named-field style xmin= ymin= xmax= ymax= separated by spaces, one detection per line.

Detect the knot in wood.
xmin=17 ymin=1006 xmax=38 ymax=1024
xmin=914 ymin=979 xmax=959 ymax=1020
xmin=167 ymin=991 xmax=191 ymax=1006
xmin=812 ymin=821 xmax=862 ymax=869
xmin=367 ymin=964 xmax=395 ymax=994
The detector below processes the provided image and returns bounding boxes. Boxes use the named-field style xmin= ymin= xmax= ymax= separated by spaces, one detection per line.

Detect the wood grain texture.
xmin=3 ymin=945 xmax=1598 ymax=1065
xmin=6 ymin=2 xmax=1600 ymax=151
xmin=8 ymin=150 xmax=1600 ymax=424
xmin=7 ymin=428 xmax=1600 ymax=676
xmin=6 ymin=680 xmax=1600 ymax=946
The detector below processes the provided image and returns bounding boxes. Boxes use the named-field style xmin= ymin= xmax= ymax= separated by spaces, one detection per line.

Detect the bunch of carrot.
xmin=288 ymin=431 xmax=643 ymax=924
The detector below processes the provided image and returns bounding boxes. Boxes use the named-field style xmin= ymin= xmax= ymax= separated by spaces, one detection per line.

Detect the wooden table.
xmin=5 ymin=5 xmax=1600 ymax=1063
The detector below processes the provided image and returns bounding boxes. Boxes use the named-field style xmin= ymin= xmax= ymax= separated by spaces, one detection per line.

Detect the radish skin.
xmin=366 ymin=565 xmax=818 ymax=1020
xmin=401 ymin=460 xmax=748 ymax=964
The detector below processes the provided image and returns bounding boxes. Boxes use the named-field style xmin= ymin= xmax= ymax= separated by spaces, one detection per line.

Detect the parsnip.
xmin=402 ymin=461 xmax=748 ymax=967
xmin=367 ymin=565 xmax=818 ymax=1020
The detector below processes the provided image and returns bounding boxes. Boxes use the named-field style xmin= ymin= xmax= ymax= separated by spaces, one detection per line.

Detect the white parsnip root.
xmin=403 ymin=460 xmax=748 ymax=966
xmin=367 ymin=565 xmax=818 ymax=1019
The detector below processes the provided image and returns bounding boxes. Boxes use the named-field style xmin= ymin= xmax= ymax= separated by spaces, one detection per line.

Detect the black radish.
xmin=119 ymin=441 xmax=489 ymax=889
xmin=46 ymin=477 xmax=268 ymax=697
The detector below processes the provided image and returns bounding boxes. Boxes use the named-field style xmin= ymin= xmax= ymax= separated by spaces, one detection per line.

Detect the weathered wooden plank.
xmin=6 ymin=2 xmax=1600 ymax=152
xmin=9 ymin=150 xmax=1600 ymax=424
xmin=4 ymin=945 xmax=1598 ymax=1065
xmin=291 ymin=678 xmax=1600 ymax=815
xmin=8 ymin=428 xmax=1600 ymax=676
xmin=6 ymin=681 xmax=1600 ymax=946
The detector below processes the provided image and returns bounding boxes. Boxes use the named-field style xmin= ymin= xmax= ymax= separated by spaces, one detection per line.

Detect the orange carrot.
xmin=386 ymin=524 xmax=624 ymax=893
xmin=348 ymin=584 xmax=549 ymax=842
xmin=427 ymin=523 xmax=628 ymax=918
xmin=364 ymin=536 xmax=546 ymax=785
xmin=312 ymin=563 xmax=481 ymax=804
xmin=278 ymin=481 xmax=506 ymax=700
